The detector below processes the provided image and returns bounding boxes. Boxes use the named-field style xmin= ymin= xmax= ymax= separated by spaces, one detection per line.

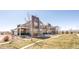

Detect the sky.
xmin=0 ymin=10 xmax=79 ymax=31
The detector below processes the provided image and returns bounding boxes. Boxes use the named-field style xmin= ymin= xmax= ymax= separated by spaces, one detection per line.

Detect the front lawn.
xmin=0 ymin=37 xmax=38 ymax=49
xmin=30 ymin=34 xmax=79 ymax=49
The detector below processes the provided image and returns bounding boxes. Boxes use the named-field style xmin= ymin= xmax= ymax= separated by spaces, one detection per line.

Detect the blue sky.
xmin=0 ymin=10 xmax=79 ymax=31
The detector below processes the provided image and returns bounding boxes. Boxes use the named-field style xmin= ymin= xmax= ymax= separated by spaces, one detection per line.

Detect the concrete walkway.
xmin=76 ymin=34 xmax=79 ymax=37
xmin=0 ymin=41 xmax=11 ymax=45
xmin=20 ymin=40 xmax=43 ymax=49
xmin=0 ymin=35 xmax=7 ymax=41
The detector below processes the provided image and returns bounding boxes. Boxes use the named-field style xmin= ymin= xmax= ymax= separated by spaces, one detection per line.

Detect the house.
xmin=11 ymin=15 xmax=59 ymax=38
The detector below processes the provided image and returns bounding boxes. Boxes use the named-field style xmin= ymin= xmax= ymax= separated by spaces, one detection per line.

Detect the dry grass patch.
xmin=0 ymin=38 xmax=38 ymax=49
xmin=30 ymin=34 xmax=79 ymax=49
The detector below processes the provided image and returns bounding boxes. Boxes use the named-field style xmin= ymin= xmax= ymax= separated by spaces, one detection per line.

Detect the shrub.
xmin=3 ymin=36 xmax=9 ymax=42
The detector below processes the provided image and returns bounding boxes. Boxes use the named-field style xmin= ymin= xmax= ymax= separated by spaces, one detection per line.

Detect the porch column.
xmin=20 ymin=27 xmax=21 ymax=37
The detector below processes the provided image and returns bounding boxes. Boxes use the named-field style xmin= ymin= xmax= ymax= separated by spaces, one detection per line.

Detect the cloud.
xmin=60 ymin=26 xmax=79 ymax=31
xmin=0 ymin=25 xmax=16 ymax=31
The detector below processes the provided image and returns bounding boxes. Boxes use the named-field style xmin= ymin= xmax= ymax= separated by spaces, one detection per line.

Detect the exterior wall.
xmin=31 ymin=16 xmax=40 ymax=36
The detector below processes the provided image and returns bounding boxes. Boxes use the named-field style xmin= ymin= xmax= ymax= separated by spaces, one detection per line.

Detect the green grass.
xmin=30 ymin=34 xmax=79 ymax=49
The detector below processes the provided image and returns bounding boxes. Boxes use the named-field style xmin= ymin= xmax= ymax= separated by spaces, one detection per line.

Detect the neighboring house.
xmin=11 ymin=15 xmax=59 ymax=38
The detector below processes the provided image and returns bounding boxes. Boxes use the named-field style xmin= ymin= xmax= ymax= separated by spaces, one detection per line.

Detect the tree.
xmin=55 ymin=26 xmax=60 ymax=34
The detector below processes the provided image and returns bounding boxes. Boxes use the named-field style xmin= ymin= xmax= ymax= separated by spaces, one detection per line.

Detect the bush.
xmin=3 ymin=36 xmax=9 ymax=42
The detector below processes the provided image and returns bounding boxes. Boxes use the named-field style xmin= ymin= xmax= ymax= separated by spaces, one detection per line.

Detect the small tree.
xmin=62 ymin=31 xmax=64 ymax=34
xmin=66 ymin=31 xmax=69 ymax=34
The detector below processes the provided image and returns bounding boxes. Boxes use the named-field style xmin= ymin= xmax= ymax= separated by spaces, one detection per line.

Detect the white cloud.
xmin=60 ymin=26 xmax=79 ymax=31
xmin=0 ymin=25 xmax=16 ymax=32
